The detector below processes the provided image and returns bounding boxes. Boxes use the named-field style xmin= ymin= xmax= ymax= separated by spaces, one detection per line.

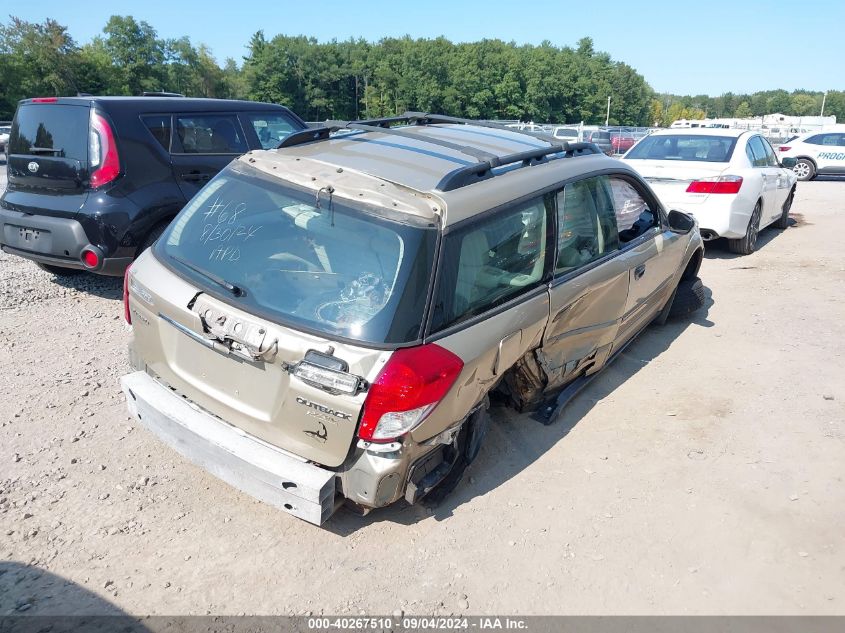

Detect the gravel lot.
xmin=1 ymin=161 xmax=843 ymax=616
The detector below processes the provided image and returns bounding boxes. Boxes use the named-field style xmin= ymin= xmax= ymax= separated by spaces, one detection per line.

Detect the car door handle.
xmin=634 ymin=264 xmax=646 ymax=280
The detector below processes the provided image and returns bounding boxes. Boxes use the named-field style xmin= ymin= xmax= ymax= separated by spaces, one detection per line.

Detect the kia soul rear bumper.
xmin=0 ymin=208 xmax=131 ymax=275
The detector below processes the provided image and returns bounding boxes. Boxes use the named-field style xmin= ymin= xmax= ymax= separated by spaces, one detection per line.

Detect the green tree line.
xmin=651 ymin=89 xmax=844 ymax=126
xmin=1 ymin=15 xmax=843 ymax=126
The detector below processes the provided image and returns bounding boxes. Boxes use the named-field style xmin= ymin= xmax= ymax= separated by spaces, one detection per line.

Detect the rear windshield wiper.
xmin=170 ymin=255 xmax=244 ymax=297
xmin=28 ymin=147 xmax=63 ymax=154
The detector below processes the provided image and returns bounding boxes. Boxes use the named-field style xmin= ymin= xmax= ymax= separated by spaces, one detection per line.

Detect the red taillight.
xmin=123 ymin=265 xmax=132 ymax=324
xmin=31 ymin=97 xmax=58 ymax=103
xmin=358 ymin=344 xmax=464 ymax=442
xmin=89 ymin=111 xmax=121 ymax=188
xmin=778 ymin=146 xmax=791 ymax=152
xmin=686 ymin=176 xmax=743 ymax=195
xmin=81 ymin=249 xmax=100 ymax=267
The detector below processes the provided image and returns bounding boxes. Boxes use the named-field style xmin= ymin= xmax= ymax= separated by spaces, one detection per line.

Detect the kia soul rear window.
xmin=159 ymin=163 xmax=436 ymax=344
xmin=9 ymin=104 xmax=89 ymax=161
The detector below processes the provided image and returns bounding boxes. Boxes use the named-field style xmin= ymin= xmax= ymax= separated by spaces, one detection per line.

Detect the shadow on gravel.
xmin=0 ymin=561 xmax=147 ymax=628
xmin=50 ymin=271 xmax=123 ymax=301
xmin=326 ymin=285 xmax=716 ymax=534
xmin=703 ymin=222 xmax=792 ymax=260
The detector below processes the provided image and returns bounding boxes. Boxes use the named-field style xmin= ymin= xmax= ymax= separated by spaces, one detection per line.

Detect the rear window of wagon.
xmin=159 ymin=163 xmax=437 ymax=345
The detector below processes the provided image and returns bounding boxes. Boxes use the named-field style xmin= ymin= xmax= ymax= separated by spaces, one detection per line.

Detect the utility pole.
xmin=820 ymin=91 xmax=827 ymax=117
xmin=605 ymin=96 xmax=611 ymax=126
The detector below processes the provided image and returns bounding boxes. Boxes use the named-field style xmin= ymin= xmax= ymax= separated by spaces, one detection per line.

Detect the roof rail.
xmin=436 ymin=142 xmax=600 ymax=191
xmin=278 ymin=125 xmax=341 ymax=148
xmin=275 ymin=113 xmax=603 ymax=192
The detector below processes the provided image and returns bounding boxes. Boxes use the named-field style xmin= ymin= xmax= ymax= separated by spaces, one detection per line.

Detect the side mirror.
xmin=781 ymin=157 xmax=797 ymax=169
xmin=667 ymin=209 xmax=695 ymax=234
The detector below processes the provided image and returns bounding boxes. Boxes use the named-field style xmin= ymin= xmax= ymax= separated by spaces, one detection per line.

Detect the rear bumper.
xmin=0 ymin=208 xmax=131 ymax=275
xmin=121 ymin=371 xmax=339 ymax=525
xmin=654 ymin=196 xmax=749 ymax=240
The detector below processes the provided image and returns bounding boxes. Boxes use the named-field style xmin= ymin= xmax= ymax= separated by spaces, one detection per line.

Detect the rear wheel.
xmin=728 ymin=201 xmax=762 ymax=255
xmin=793 ymin=159 xmax=815 ymax=181
xmin=36 ymin=262 xmax=83 ymax=276
xmin=774 ymin=188 xmax=795 ymax=230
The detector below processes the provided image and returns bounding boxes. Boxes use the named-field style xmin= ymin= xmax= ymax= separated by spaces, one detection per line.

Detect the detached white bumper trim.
xmin=121 ymin=371 xmax=338 ymax=525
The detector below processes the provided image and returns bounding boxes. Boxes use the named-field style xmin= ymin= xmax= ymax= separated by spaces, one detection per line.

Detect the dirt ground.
xmin=1 ymin=162 xmax=843 ymax=616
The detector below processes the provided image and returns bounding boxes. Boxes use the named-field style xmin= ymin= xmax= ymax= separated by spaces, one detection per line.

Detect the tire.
xmin=668 ymin=277 xmax=705 ymax=318
xmin=654 ymin=276 xmax=705 ymax=323
xmin=138 ymin=222 xmax=168 ymax=256
xmin=36 ymin=262 xmax=84 ymax=276
xmin=728 ymin=201 xmax=762 ymax=255
xmin=653 ymin=284 xmax=678 ymax=326
xmin=774 ymin=188 xmax=795 ymax=230
xmin=793 ymin=159 xmax=815 ymax=182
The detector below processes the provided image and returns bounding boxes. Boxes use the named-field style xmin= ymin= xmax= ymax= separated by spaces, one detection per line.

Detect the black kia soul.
xmin=0 ymin=96 xmax=306 ymax=276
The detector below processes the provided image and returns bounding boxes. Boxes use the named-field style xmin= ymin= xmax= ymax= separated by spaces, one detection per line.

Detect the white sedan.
xmin=622 ymin=129 xmax=797 ymax=254
xmin=777 ymin=129 xmax=845 ymax=181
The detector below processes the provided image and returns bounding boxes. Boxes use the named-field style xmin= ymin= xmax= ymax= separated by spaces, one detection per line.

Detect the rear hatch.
xmin=3 ymin=101 xmax=92 ymax=217
xmin=128 ymin=161 xmax=436 ymax=467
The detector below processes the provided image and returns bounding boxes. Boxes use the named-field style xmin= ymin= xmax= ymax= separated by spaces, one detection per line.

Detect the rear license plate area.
xmin=7 ymin=224 xmax=52 ymax=252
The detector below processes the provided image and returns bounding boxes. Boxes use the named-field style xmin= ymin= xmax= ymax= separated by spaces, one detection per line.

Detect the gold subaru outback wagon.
xmin=121 ymin=113 xmax=705 ymax=525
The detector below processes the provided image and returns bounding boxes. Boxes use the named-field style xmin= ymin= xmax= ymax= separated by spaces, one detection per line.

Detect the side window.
xmin=175 ymin=114 xmax=247 ymax=154
xmin=761 ymin=138 xmax=779 ymax=166
xmin=431 ymin=197 xmax=549 ymax=331
xmin=608 ymin=177 xmax=658 ymax=241
xmin=805 ymin=134 xmax=825 ymax=145
xmin=142 ymin=115 xmax=171 ymax=152
xmin=555 ymin=176 xmax=620 ymax=275
xmin=747 ymin=136 xmax=768 ymax=167
xmin=246 ymin=113 xmax=298 ymax=149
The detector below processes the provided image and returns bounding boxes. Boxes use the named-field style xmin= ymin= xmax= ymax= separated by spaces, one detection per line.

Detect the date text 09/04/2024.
xmin=307 ymin=617 xmax=528 ymax=630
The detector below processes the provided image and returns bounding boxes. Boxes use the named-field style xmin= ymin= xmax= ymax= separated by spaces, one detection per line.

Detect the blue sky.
xmin=9 ymin=0 xmax=843 ymax=95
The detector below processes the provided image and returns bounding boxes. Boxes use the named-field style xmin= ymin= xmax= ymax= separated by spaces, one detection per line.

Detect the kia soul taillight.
xmin=358 ymin=344 xmax=464 ymax=443
xmin=89 ymin=110 xmax=120 ymax=188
